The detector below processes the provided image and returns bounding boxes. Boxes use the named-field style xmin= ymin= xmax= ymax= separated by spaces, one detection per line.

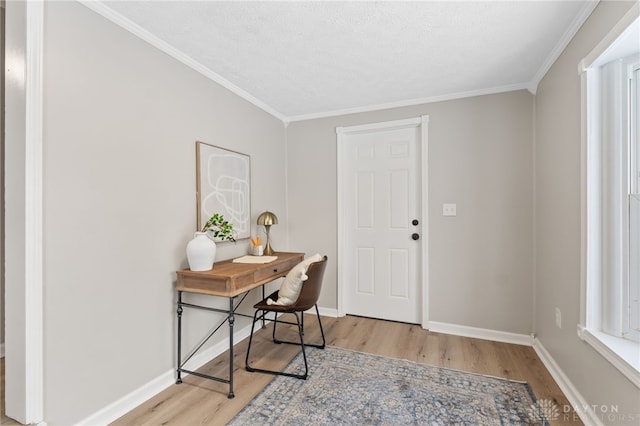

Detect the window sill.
xmin=578 ymin=325 xmax=640 ymax=388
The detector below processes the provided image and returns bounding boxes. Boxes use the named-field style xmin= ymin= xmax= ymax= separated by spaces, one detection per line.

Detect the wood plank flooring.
xmin=111 ymin=315 xmax=582 ymax=425
xmin=1 ymin=357 xmax=20 ymax=425
xmin=0 ymin=316 xmax=580 ymax=425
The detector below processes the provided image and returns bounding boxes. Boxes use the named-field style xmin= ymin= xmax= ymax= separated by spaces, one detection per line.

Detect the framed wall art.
xmin=196 ymin=141 xmax=251 ymax=240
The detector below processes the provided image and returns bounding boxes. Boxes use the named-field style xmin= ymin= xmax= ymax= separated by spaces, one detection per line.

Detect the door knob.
xmin=411 ymin=233 xmax=420 ymax=240
xmin=412 ymin=219 xmax=419 ymax=226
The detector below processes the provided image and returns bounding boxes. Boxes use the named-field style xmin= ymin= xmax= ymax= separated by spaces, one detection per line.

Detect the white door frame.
xmin=4 ymin=0 xmax=44 ymax=424
xmin=336 ymin=116 xmax=430 ymax=329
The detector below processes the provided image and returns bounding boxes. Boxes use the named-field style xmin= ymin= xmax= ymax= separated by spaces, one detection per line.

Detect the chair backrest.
xmin=290 ymin=256 xmax=328 ymax=312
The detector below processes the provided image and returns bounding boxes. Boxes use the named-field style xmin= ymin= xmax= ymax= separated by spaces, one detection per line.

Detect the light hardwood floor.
xmin=111 ymin=315 xmax=582 ymax=426
xmin=0 ymin=316 xmax=581 ymax=425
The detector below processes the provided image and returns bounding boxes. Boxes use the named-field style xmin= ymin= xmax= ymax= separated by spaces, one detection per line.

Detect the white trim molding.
xmin=315 ymin=306 xmax=338 ymax=318
xmin=427 ymin=321 xmax=534 ymax=346
xmin=577 ymin=325 xmax=640 ymax=388
xmin=78 ymin=0 xmax=600 ymax=124
xmin=578 ymin=2 xmax=640 ymax=389
xmin=528 ymin=0 xmax=599 ymax=93
xmin=3 ymin=0 xmax=46 ymax=422
xmin=335 ymin=125 xmax=346 ymax=318
xmin=76 ymin=315 xmax=536 ymax=425
xmin=75 ymin=308 xmax=336 ymax=426
xmin=579 ymin=2 xmax=640 ymax=73
xmin=77 ymin=0 xmax=600 ymax=124
xmin=76 ymin=305 xmax=336 ymax=426
xmin=25 ymin=1 xmax=45 ymax=423
xmin=420 ymin=115 xmax=430 ymax=330
xmin=76 ymin=321 xmax=257 ymax=426
xmin=533 ymin=338 xmax=604 ymax=426
xmin=289 ymin=84 xmax=527 ymax=123
xmin=77 ymin=0 xmax=287 ymax=123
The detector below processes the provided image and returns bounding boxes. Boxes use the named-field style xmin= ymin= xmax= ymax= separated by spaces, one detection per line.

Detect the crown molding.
xmin=78 ymin=0 xmax=600 ymax=124
xmin=77 ymin=0 xmax=288 ymax=123
xmin=528 ymin=0 xmax=600 ymax=93
xmin=287 ymin=82 xmax=529 ymax=122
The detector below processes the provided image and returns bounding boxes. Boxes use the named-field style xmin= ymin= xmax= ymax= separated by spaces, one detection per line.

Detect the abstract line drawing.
xmin=196 ymin=142 xmax=251 ymax=240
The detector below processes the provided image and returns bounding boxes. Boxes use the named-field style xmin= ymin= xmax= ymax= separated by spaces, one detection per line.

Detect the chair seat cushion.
xmin=267 ymin=253 xmax=323 ymax=306
xmin=254 ymin=290 xmax=292 ymax=312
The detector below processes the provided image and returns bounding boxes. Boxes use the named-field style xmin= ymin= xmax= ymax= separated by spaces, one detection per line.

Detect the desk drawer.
xmin=253 ymin=256 xmax=301 ymax=282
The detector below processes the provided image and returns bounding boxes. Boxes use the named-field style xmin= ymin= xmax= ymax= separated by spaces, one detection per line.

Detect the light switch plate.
xmin=443 ymin=203 xmax=457 ymax=216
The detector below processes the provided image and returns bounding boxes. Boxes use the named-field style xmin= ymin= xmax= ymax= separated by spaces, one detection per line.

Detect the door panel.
xmin=343 ymin=125 xmax=421 ymax=323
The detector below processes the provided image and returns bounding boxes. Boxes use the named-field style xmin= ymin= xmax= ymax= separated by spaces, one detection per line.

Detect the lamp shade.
xmin=257 ymin=211 xmax=278 ymax=226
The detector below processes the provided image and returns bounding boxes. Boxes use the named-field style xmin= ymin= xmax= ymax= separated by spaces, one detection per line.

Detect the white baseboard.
xmin=74 ymin=314 xmax=539 ymax=426
xmin=532 ymin=338 xmax=602 ymax=426
xmin=75 ymin=322 xmax=256 ymax=426
xmin=427 ymin=321 xmax=534 ymax=346
xmin=427 ymin=322 xmax=600 ymax=425
xmin=315 ymin=306 xmax=339 ymax=318
xmin=75 ymin=369 xmax=175 ymax=426
xmin=75 ymin=308 xmax=337 ymax=426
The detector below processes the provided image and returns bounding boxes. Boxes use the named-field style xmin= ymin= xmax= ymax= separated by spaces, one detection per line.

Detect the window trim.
xmin=624 ymin=63 xmax=640 ymax=341
xmin=579 ymin=3 xmax=640 ymax=388
xmin=577 ymin=326 xmax=640 ymax=386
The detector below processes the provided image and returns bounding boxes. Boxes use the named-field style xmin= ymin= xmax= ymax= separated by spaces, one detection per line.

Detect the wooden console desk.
xmin=175 ymin=252 xmax=304 ymax=398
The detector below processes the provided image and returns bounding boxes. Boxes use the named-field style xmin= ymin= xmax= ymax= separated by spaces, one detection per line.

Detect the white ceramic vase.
xmin=186 ymin=232 xmax=217 ymax=271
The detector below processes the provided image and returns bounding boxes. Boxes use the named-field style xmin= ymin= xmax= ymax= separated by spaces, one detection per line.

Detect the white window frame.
xmin=579 ymin=4 xmax=640 ymax=388
xmin=625 ymin=64 xmax=640 ymax=341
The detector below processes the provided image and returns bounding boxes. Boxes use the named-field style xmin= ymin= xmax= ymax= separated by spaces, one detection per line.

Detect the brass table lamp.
xmin=257 ymin=211 xmax=278 ymax=255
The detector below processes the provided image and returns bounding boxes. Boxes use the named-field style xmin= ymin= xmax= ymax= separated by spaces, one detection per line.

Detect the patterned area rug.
xmin=230 ymin=347 xmax=547 ymax=425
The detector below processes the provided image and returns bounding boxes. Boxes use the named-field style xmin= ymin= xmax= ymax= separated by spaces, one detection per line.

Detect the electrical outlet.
xmin=555 ymin=307 xmax=562 ymax=329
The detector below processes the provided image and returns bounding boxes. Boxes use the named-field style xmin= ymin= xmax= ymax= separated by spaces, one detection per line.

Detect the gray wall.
xmin=286 ymin=90 xmax=534 ymax=334
xmin=40 ymin=2 xmax=286 ymax=424
xmin=1 ymin=0 xmax=5 ymax=353
xmin=534 ymin=0 xmax=639 ymax=421
xmin=6 ymin=0 xmax=639 ymax=424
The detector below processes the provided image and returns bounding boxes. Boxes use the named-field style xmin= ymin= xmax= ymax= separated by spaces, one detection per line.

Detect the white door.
xmin=338 ymin=118 xmax=426 ymax=324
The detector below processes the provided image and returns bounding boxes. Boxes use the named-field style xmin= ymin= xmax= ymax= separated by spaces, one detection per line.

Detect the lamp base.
xmin=264 ymin=242 xmax=275 ymax=256
xmin=263 ymin=225 xmax=275 ymax=255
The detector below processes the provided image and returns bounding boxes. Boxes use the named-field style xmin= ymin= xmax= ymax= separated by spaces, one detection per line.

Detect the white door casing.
xmin=4 ymin=0 xmax=45 ymax=424
xmin=337 ymin=116 xmax=429 ymax=326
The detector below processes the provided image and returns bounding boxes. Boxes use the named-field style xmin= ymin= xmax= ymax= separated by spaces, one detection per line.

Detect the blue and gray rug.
xmin=230 ymin=346 xmax=548 ymax=425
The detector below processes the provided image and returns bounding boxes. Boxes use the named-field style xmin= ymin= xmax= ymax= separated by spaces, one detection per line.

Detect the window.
xmin=628 ymin=65 xmax=640 ymax=341
xmin=579 ymin=8 xmax=640 ymax=387
xmin=597 ymin=56 xmax=640 ymax=344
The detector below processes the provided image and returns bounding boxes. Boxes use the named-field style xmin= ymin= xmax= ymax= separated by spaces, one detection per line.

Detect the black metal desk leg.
xmin=228 ymin=297 xmax=235 ymax=399
xmin=176 ymin=291 xmax=183 ymax=384
xmin=261 ymin=286 xmax=266 ymax=328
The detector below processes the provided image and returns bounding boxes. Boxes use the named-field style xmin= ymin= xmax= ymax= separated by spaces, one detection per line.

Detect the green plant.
xmin=201 ymin=213 xmax=236 ymax=242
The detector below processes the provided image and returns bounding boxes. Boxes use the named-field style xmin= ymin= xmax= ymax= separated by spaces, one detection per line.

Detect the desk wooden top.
xmin=176 ymin=252 xmax=304 ymax=297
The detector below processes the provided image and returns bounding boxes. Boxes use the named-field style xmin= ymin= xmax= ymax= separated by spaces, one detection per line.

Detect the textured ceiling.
xmin=95 ymin=1 xmax=597 ymax=121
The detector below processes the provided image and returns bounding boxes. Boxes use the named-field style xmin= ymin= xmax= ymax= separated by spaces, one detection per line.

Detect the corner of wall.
xmin=531 ymin=91 xmax=538 ymax=337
